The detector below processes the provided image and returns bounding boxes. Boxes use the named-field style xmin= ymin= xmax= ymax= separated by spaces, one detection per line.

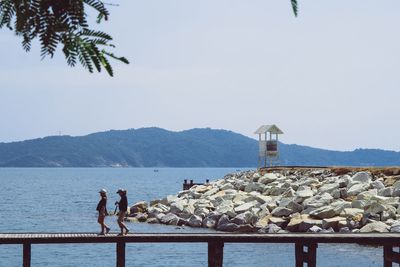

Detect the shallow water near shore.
xmin=0 ymin=168 xmax=383 ymax=266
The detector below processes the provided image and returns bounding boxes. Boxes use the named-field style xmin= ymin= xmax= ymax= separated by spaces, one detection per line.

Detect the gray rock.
xmin=188 ymin=215 xmax=203 ymax=227
xmin=357 ymin=189 xmax=377 ymax=200
xmin=303 ymin=193 xmax=333 ymax=209
xmin=216 ymin=214 xmax=230 ymax=228
xmin=348 ymin=183 xmax=370 ymax=196
xmin=232 ymin=211 xmax=256 ymax=225
xmin=202 ymin=217 xmax=217 ymax=228
xmin=340 ymin=208 xmax=364 ymax=217
xmin=378 ymin=187 xmax=393 ymax=197
xmin=351 ymin=200 xmax=366 ymax=209
xmin=234 ymin=201 xmax=259 ymax=213
xmin=360 ymin=221 xmax=389 ymax=233
xmin=271 ymin=207 xmax=294 ymax=217
xmin=160 ymin=213 xmax=180 ymax=225
xmin=352 ymin=172 xmax=372 ymax=184
xmin=296 ymin=188 xmax=314 ymax=199
xmin=147 ymin=218 xmax=159 ymax=224
xmin=259 ymin=223 xmax=282 ymax=234
xmin=244 ymin=182 xmax=264 ymax=193
xmin=217 ymin=223 xmax=240 ymax=232
xmin=390 ymin=222 xmax=400 ymax=233
xmin=258 ymin=173 xmax=279 ymax=184
xmin=307 ymin=225 xmax=323 ymax=233
xmin=169 ymin=202 xmax=184 ymax=214
xmin=322 ymin=216 xmax=346 ymax=230
xmin=339 ymin=227 xmax=351 ymax=233
xmin=319 ymin=183 xmax=339 ymax=194
xmin=371 ymin=180 xmax=385 ymax=190
xmin=309 ymin=206 xmax=336 ymax=219
xmin=319 ymin=227 xmax=335 ymax=233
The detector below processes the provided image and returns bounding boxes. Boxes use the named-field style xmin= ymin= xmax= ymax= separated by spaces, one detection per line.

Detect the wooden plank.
xmin=208 ymin=241 xmax=224 ymax=267
xmin=1 ymin=232 xmax=400 ymax=245
xmin=116 ymin=242 xmax=125 ymax=267
xmin=295 ymin=243 xmax=304 ymax=267
xmin=306 ymin=243 xmax=318 ymax=267
xmin=23 ymin=243 xmax=31 ymax=267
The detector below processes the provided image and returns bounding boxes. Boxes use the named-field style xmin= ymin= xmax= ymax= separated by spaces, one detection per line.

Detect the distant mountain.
xmin=0 ymin=127 xmax=399 ymax=167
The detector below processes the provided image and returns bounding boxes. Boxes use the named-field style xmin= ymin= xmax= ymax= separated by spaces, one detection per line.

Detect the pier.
xmin=1 ymin=233 xmax=400 ymax=267
xmin=183 ymin=179 xmax=210 ymax=190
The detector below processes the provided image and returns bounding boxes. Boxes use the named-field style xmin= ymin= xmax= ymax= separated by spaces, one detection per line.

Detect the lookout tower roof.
xmin=254 ymin=125 xmax=284 ymax=135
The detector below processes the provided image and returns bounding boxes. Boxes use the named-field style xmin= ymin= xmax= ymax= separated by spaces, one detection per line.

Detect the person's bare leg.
xmin=98 ymin=217 xmax=105 ymax=234
xmin=103 ymin=223 xmax=110 ymax=234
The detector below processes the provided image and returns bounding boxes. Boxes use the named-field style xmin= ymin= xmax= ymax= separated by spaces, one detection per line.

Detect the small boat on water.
xmin=153 ymin=169 xmax=159 ymax=172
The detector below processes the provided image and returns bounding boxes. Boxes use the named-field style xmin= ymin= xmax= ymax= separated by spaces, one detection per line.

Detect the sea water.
xmin=0 ymin=168 xmax=383 ymax=266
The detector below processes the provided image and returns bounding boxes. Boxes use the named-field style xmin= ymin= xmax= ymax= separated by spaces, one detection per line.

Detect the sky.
xmin=0 ymin=0 xmax=399 ymax=151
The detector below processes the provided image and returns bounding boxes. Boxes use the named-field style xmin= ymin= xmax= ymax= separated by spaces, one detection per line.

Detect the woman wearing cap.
xmin=116 ymin=188 xmax=130 ymax=235
xmin=96 ymin=189 xmax=111 ymax=235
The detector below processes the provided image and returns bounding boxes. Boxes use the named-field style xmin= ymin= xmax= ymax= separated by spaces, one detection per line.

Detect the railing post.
xmin=295 ymin=243 xmax=317 ymax=267
xmin=383 ymin=245 xmax=400 ymax=267
xmin=116 ymin=242 xmax=125 ymax=267
xmin=23 ymin=243 xmax=31 ymax=267
xmin=208 ymin=240 xmax=224 ymax=267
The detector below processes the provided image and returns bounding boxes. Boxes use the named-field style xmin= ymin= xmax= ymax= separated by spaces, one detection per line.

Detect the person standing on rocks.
xmin=96 ymin=189 xmax=111 ymax=235
xmin=116 ymin=188 xmax=130 ymax=235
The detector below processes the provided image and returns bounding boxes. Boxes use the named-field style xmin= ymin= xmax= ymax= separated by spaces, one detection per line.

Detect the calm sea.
xmin=0 ymin=168 xmax=382 ymax=267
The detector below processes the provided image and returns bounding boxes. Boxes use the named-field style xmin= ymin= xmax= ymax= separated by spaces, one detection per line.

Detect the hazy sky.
xmin=0 ymin=0 xmax=399 ymax=151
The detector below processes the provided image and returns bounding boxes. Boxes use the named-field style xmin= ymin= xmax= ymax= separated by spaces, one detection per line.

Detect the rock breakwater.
xmin=126 ymin=167 xmax=400 ymax=233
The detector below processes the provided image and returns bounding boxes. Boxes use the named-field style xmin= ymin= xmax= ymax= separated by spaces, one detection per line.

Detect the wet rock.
xmin=188 ymin=215 xmax=202 ymax=227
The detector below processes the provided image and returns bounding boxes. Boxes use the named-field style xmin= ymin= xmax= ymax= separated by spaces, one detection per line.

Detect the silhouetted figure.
xmin=96 ymin=189 xmax=111 ymax=235
xmin=116 ymin=188 xmax=130 ymax=235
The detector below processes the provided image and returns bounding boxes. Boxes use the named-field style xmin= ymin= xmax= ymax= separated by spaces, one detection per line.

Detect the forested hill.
xmin=0 ymin=128 xmax=399 ymax=167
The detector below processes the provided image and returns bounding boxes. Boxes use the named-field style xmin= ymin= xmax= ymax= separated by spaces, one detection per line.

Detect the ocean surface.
xmin=0 ymin=168 xmax=383 ymax=267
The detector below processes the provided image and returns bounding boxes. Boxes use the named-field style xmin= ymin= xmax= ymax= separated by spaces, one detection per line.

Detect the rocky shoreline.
xmin=126 ymin=167 xmax=400 ymax=233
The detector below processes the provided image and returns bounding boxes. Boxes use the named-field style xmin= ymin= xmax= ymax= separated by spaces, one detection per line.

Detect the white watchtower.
xmin=254 ymin=124 xmax=284 ymax=168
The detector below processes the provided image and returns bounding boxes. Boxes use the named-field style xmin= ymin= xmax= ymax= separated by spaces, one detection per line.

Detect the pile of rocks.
xmin=126 ymin=168 xmax=400 ymax=233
